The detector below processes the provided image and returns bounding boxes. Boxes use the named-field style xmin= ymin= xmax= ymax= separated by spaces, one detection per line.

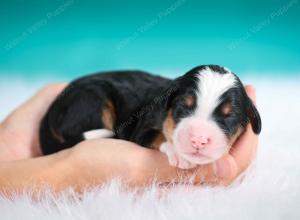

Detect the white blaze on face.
xmin=195 ymin=68 xmax=237 ymax=119
xmin=172 ymin=67 xmax=238 ymax=165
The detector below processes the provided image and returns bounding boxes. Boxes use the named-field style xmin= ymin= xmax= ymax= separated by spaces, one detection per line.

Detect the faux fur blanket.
xmin=0 ymin=78 xmax=299 ymax=220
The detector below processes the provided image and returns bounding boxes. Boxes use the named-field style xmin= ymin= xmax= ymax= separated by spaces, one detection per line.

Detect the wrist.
xmin=37 ymin=149 xmax=81 ymax=192
xmin=0 ymin=147 xmax=88 ymax=197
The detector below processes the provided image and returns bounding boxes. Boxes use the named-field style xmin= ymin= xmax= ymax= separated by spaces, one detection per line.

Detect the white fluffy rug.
xmin=1 ymin=77 xmax=300 ymax=220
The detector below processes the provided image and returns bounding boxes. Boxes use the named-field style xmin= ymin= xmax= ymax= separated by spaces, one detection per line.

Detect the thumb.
xmin=212 ymin=155 xmax=238 ymax=180
xmin=244 ymin=85 xmax=256 ymax=105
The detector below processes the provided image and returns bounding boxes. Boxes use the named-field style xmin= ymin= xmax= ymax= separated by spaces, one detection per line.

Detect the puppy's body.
xmin=40 ymin=71 xmax=171 ymax=154
xmin=40 ymin=65 xmax=261 ymax=168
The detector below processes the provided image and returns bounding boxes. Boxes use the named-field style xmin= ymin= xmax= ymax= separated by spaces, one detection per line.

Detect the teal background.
xmin=0 ymin=0 xmax=299 ymax=79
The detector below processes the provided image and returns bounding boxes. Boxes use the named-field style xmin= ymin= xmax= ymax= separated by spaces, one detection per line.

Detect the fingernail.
xmin=213 ymin=159 xmax=232 ymax=178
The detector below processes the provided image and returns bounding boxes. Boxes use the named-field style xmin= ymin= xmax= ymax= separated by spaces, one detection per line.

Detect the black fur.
xmin=40 ymin=71 xmax=172 ymax=154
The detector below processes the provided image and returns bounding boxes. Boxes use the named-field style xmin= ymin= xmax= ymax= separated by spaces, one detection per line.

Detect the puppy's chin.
xmin=178 ymin=146 xmax=229 ymax=165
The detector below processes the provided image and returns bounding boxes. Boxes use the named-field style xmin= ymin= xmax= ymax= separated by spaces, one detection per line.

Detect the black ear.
xmin=247 ymin=100 xmax=262 ymax=134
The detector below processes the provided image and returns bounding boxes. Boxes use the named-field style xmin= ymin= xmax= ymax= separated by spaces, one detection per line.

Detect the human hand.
xmin=0 ymin=83 xmax=258 ymax=190
xmin=0 ymin=84 xmax=66 ymax=161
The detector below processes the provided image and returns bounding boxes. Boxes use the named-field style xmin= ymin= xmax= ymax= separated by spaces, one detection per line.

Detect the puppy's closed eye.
xmin=221 ymin=102 xmax=232 ymax=116
xmin=184 ymin=95 xmax=195 ymax=107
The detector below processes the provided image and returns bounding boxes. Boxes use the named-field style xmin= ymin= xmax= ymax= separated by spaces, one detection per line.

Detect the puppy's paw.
xmin=160 ymin=142 xmax=196 ymax=169
xmin=160 ymin=142 xmax=177 ymax=166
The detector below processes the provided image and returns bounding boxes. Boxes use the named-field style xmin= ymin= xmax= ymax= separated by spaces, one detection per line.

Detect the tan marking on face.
xmin=228 ymin=126 xmax=244 ymax=148
xmin=162 ymin=110 xmax=176 ymax=143
xmin=221 ymin=102 xmax=232 ymax=116
xmin=50 ymin=127 xmax=64 ymax=143
xmin=184 ymin=95 xmax=194 ymax=107
xmin=151 ymin=132 xmax=166 ymax=150
xmin=102 ymin=100 xmax=115 ymax=130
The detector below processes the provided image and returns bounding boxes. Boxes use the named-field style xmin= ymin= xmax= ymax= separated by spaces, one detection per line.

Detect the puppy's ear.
xmin=247 ymin=100 xmax=262 ymax=134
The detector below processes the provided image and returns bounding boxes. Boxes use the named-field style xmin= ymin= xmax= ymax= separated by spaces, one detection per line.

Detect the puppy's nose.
xmin=191 ymin=135 xmax=209 ymax=149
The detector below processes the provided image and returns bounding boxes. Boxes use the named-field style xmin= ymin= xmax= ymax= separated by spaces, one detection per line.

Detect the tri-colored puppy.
xmin=40 ymin=65 xmax=261 ymax=169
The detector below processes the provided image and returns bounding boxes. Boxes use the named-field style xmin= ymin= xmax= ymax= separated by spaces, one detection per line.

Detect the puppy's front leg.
xmin=160 ymin=142 xmax=196 ymax=169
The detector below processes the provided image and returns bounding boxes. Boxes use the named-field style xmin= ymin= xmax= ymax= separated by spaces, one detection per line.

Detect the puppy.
xmin=40 ymin=65 xmax=261 ymax=169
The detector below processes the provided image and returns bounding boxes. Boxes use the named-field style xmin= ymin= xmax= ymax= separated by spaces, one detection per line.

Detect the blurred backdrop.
xmin=0 ymin=0 xmax=299 ymax=80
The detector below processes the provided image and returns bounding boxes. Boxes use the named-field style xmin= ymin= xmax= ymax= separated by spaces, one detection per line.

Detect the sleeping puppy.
xmin=40 ymin=65 xmax=261 ymax=169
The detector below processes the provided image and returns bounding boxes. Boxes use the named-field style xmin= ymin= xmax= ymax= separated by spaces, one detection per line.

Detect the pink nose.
xmin=191 ymin=135 xmax=209 ymax=149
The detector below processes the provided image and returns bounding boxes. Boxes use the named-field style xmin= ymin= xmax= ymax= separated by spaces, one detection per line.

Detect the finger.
xmin=2 ymin=84 xmax=66 ymax=128
xmin=13 ymin=83 xmax=67 ymax=123
xmin=244 ymin=85 xmax=256 ymax=104
xmin=29 ymin=83 xmax=67 ymax=106
xmin=230 ymin=124 xmax=258 ymax=175
xmin=212 ymin=154 xmax=237 ymax=180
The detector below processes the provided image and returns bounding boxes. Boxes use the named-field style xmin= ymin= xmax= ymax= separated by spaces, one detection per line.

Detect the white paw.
xmin=160 ymin=142 xmax=196 ymax=169
xmin=83 ymin=129 xmax=114 ymax=140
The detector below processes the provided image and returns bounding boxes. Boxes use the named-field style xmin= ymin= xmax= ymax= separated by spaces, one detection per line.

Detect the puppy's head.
xmin=163 ymin=65 xmax=261 ymax=165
